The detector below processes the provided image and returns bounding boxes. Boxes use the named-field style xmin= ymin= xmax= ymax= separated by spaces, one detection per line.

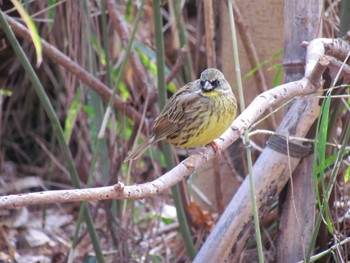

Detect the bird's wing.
xmin=152 ymin=81 xmax=203 ymax=140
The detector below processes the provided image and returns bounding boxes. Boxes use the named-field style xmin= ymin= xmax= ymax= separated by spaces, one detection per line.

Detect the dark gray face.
xmin=199 ymin=68 xmax=225 ymax=92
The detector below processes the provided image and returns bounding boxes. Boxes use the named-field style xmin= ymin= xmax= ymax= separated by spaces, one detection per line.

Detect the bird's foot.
xmin=186 ymin=140 xmax=223 ymax=161
xmin=197 ymin=140 xmax=223 ymax=161
xmin=209 ymin=140 xmax=223 ymax=155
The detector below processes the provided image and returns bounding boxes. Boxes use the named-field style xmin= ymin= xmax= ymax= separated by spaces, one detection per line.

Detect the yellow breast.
xmin=167 ymin=93 xmax=237 ymax=148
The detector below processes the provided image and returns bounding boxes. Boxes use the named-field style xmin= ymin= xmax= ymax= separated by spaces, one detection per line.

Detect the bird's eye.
xmin=200 ymin=80 xmax=205 ymax=87
xmin=210 ymin=79 xmax=220 ymax=87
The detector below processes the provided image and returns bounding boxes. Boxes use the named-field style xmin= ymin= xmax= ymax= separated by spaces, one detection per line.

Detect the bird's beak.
xmin=202 ymin=81 xmax=213 ymax=91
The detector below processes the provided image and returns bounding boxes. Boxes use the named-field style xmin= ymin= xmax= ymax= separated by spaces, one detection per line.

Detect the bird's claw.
xmin=210 ymin=141 xmax=222 ymax=155
xmin=196 ymin=141 xmax=223 ymax=161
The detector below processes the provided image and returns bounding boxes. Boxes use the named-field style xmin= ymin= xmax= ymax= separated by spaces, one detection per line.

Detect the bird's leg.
xmin=210 ymin=137 xmax=225 ymax=155
xmin=187 ymin=139 xmax=224 ymax=161
xmin=199 ymin=139 xmax=223 ymax=160
xmin=210 ymin=141 xmax=222 ymax=155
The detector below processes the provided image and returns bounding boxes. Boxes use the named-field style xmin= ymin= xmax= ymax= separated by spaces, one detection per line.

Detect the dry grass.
xmin=0 ymin=0 xmax=349 ymax=262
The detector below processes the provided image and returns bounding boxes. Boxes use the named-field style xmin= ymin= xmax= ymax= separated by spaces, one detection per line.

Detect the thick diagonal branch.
xmin=0 ymin=53 xmax=330 ymax=209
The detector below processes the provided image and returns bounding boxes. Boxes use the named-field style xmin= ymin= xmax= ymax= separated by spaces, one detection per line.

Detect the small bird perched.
xmin=125 ymin=68 xmax=237 ymax=162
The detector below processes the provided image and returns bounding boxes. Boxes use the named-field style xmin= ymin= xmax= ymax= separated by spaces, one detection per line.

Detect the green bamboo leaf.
xmin=10 ymin=0 xmax=42 ymax=66
xmin=271 ymin=63 xmax=283 ymax=87
xmin=345 ymin=165 xmax=350 ymax=183
xmin=307 ymin=89 xmax=350 ymax=261
xmin=316 ymin=90 xmax=333 ymax=234
xmin=125 ymin=0 xmax=133 ymax=21
xmin=47 ymin=0 xmax=57 ymax=30
xmin=243 ymin=50 xmax=283 ymax=80
xmin=0 ymin=89 xmax=12 ymax=96
xmin=315 ymin=149 xmax=350 ymax=175
xmin=64 ymin=90 xmax=81 ymax=143
xmin=91 ymin=33 xmax=106 ymax=65
xmin=134 ymin=41 xmax=177 ymax=93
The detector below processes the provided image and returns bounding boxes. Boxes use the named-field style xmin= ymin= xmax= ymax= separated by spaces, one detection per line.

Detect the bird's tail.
xmin=124 ymin=137 xmax=154 ymax=162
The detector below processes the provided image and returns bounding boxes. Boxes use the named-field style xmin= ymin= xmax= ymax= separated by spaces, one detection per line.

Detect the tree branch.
xmin=193 ymin=36 xmax=350 ymax=262
xmin=0 ymin=51 xmax=330 ymax=209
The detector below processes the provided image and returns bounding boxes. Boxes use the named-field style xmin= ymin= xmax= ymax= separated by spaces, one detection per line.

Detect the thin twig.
xmin=232 ymin=2 xmax=277 ymax=129
xmin=203 ymin=0 xmax=216 ymax=67
xmin=106 ymin=0 xmax=157 ymax=105
xmin=166 ymin=48 xmax=187 ymax=84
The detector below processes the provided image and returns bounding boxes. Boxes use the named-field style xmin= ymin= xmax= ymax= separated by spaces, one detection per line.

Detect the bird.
xmin=124 ymin=68 xmax=237 ymax=162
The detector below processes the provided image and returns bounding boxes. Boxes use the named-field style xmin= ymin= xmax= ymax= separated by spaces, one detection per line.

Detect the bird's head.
xmin=199 ymin=68 xmax=227 ymax=93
